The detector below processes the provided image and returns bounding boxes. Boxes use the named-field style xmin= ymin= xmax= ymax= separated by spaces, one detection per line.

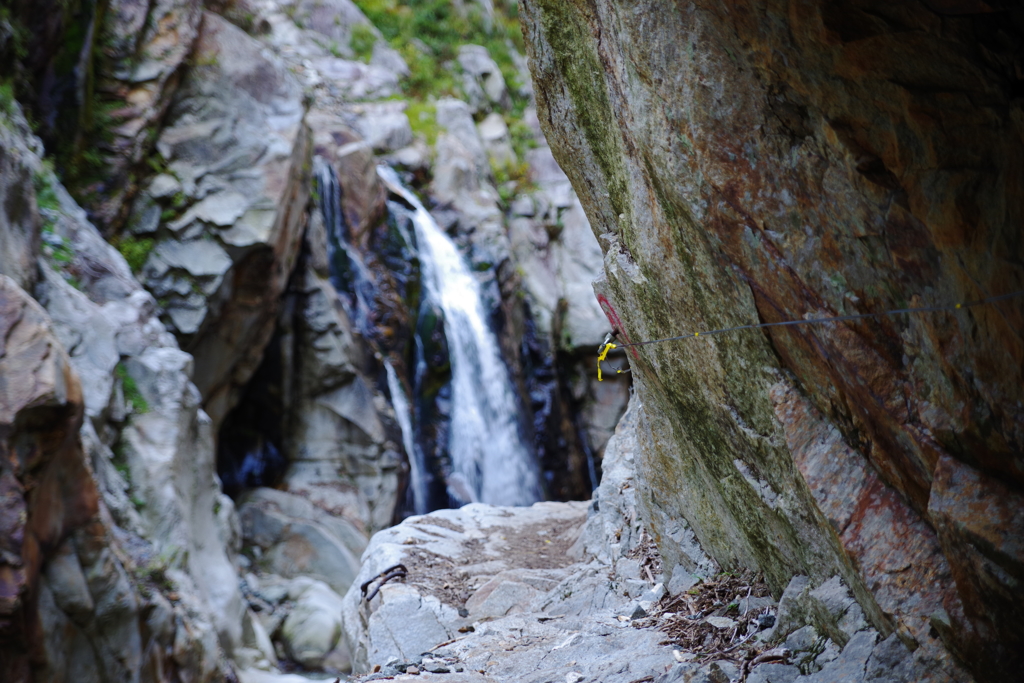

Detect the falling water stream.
xmin=385 ymin=360 xmax=428 ymax=514
xmin=378 ymin=166 xmax=541 ymax=508
xmin=313 ymin=158 xmax=540 ymax=511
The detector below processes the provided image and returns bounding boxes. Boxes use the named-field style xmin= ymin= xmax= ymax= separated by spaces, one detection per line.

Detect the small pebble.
xmin=407 ymin=665 xmax=420 ymax=675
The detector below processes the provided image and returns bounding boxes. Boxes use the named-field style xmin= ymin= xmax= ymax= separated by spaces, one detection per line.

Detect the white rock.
xmin=191 ymin=191 xmax=250 ymax=227
xmin=151 ymin=239 xmax=232 ymax=279
xmin=705 ymin=616 xmax=737 ymax=629
xmin=281 ymin=578 xmax=346 ymax=669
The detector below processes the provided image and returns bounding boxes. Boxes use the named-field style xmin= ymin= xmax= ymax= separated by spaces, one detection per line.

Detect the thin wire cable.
xmin=610 ymin=289 xmax=1024 ymax=350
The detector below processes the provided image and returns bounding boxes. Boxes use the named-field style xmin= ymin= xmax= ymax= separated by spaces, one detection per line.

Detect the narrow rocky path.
xmin=330 ymin=400 xmax=915 ymax=683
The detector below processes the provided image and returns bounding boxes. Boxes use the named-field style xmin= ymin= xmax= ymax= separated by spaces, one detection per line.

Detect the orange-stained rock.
xmin=0 ymin=274 xmax=94 ymax=680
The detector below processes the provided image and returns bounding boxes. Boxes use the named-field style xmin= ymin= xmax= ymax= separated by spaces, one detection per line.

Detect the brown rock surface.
xmin=521 ymin=1 xmax=1023 ymax=680
xmin=0 ymin=274 xmax=92 ymax=680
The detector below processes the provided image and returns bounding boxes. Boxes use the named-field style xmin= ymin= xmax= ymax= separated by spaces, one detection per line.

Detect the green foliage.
xmin=405 ymin=100 xmax=439 ymax=145
xmin=33 ymin=163 xmax=61 ymax=214
xmin=508 ymin=118 xmax=538 ymax=161
xmin=116 ymin=362 xmax=150 ymax=414
xmin=116 ymin=236 xmax=155 ymax=273
xmin=0 ymin=80 xmax=16 ymax=118
xmin=0 ymin=8 xmax=30 ymax=62
xmin=492 ymin=157 xmax=534 ymax=205
xmin=354 ymin=0 xmax=527 ymax=101
xmin=350 ymin=22 xmax=378 ymax=62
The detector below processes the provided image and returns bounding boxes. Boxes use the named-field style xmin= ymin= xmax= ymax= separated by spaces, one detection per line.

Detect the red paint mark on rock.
xmin=596 ymin=294 xmax=639 ymax=359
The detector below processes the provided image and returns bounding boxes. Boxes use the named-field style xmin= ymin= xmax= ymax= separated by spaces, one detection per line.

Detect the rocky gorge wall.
xmin=0 ymin=1 xmax=630 ymax=680
xmin=519 ymin=1 xmax=1023 ymax=681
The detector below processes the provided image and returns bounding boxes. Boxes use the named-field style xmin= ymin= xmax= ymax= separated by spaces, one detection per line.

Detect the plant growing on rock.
xmin=115 ymin=235 xmax=155 ymax=273
xmin=116 ymin=362 xmax=150 ymax=414
xmin=350 ymin=22 xmax=378 ymax=62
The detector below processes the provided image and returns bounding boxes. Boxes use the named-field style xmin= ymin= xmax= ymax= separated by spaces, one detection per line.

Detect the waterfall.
xmin=385 ymin=361 xmax=428 ymax=515
xmin=379 ymin=166 xmax=541 ymax=507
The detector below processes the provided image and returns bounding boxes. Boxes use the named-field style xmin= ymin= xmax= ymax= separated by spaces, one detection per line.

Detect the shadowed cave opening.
xmin=217 ymin=331 xmax=289 ymax=499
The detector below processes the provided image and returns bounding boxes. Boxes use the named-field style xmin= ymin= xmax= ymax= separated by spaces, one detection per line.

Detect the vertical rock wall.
xmin=520 ymin=1 xmax=1023 ymax=681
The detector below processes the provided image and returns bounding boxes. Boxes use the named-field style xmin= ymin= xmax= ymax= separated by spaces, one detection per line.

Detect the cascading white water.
xmin=379 ymin=166 xmax=540 ymax=507
xmin=385 ymin=361 xmax=428 ymax=514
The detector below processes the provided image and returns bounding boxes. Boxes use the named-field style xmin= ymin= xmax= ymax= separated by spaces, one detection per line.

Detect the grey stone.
xmin=144 ymin=11 xmax=310 ymax=429
xmin=457 ymin=44 xmax=509 ymax=111
xmin=863 ymin=633 xmax=916 ymax=683
xmin=510 ymin=195 xmax=536 ymax=217
xmin=785 ymin=625 xmax=820 ymax=653
xmin=280 ymin=577 xmax=346 ymax=669
xmin=311 ymin=56 xmax=401 ymax=99
xmin=191 ymin=191 xmax=250 ymax=227
xmin=352 ymin=101 xmax=414 ymax=152
xmin=36 ymin=267 xmax=119 ymax=419
xmin=0 ymin=99 xmax=43 ymax=292
xmin=239 ymin=488 xmax=365 ymax=595
xmin=121 ymin=346 xmax=245 ymax=651
xmin=773 ymin=575 xmax=812 ymax=641
xmin=467 ymin=578 xmax=540 ymax=619
xmin=808 ymin=577 xmax=869 ymax=645
xmin=150 ymin=238 xmax=232 ymax=279
xmin=797 ymin=630 xmax=877 ymax=683
xmin=748 ymin=663 xmax=801 ymax=683
xmin=477 ymin=112 xmax=516 ymax=168
xmin=149 ymin=173 xmax=182 ymax=199
xmin=667 ymin=568 xmax=699 ymax=596
xmin=656 ymin=663 xmax=703 ymax=683
xmin=435 ymin=98 xmax=489 ymax=178
xmin=43 ymin=539 xmax=95 ymax=622
xmin=370 ymin=41 xmax=409 ymax=76
xmin=164 ymin=295 xmax=207 ymax=335
xmin=365 ymin=583 xmax=461 ymax=666
xmin=387 ymin=140 xmax=431 ymax=174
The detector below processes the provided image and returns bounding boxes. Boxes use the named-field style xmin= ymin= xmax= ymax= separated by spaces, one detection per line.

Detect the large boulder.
xmin=279 ymin=577 xmax=347 ymax=669
xmin=340 ymin=500 xmax=592 ymax=672
xmin=305 ymin=109 xmax=388 ymax=248
xmin=521 ymin=1 xmax=1022 ymax=679
xmin=0 ymin=275 xmax=92 ymax=679
xmin=238 ymin=487 xmax=366 ymax=596
xmin=0 ymin=276 xmax=226 ymax=683
xmin=134 ymin=11 xmax=312 ymax=428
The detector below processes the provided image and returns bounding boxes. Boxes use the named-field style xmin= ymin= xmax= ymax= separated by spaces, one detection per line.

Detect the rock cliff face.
xmin=0 ymin=1 xmax=631 ymax=680
xmin=6 ymin=0 xmax=1020 ymax=680
xmin=520 ymin=1 xmax=1023 ymax=681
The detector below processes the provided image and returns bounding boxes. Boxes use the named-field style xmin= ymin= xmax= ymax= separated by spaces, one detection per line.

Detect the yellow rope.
xmin=596 ymin=342 xmax=617 ymax=381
